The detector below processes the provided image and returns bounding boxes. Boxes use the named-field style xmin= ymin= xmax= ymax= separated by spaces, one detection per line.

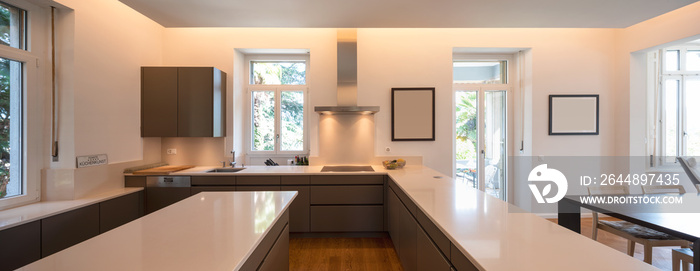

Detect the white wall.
xmin=358 ymin=28 xmax=617 ymax=175
xmin=44 ymin=0 xmax=164 ymax=199
xmin=158 ymin=27 xmax=618 ymax=178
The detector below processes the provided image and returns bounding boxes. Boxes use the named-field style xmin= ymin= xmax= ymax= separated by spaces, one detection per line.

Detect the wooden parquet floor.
xmin=289 ymin=236 xmax=403 ymax=271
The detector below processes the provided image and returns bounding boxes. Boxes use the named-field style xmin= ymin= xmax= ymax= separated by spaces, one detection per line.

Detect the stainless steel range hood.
xmin=314 ymin=29 xmax=379 ymax=115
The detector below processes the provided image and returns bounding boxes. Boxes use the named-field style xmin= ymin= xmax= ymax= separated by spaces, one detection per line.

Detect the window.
xmin=0 ymin=0 xmax=42 ymax=209
xmin=656 ymin=46 xmax=700 ymax=165
xmin=0 ymin=2 xmax=26 ymax=50
xmin=247 ymin=56 xmax=308 ymax=155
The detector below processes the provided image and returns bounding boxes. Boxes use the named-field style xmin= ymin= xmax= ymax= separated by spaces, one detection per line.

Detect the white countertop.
xmin=0 ymin=187 xmax=143 ymax=231
xmin=386 ymin=166 xmax=657 ymax=271
xmin=19 ymin=191 xmax=297 ymax=271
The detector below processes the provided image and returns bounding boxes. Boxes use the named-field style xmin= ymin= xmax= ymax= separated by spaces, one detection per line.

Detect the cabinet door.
xmin=310 ymin=206 xmax=383 ymax=232
xmin=398 ymin=202 xmax=417 ymax=271
xmin=236 ymin=186 xmax=281 ymax=191
xmin=237 ymin=176 xmax=280 ymax=186
xmin=41 ymin=205 xmax=100 ymax=257
xmin=145 ymin=187 xmax=191 ymax=214
xmin=0 ymin=220 xmax=40 ymax=270
xmin=141 ymin=67 xmax=178 ymax=137
xmin=450 ymin=244 xmax=478 ymax=271
xmin=310 ymin=175 xmax=384 ymax=185
xmin=258 ymin=224 xmax=290 ymax=271
xmin=178 ymin=67 xmax=215 ymax=137
xmin=99 ymin=192 xmax=142 ymax=233
xmin=310 ymin=185 xmax=383 ymax=205
xmin=191 ymin=176 xmax=235 ymax=186
xmin=417 ymin=227 xmax=451 ymax=271
xmin=387 ymin=187 xmax=401 ymax=254
xmin=281 ymin=186 xmax=310 ymax=232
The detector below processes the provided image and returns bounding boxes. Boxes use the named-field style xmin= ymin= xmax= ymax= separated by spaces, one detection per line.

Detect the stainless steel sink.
xmin=321 ymin=166 xmax=374 ymax=172
xmin=207 ymin=168 xmax=246 ymax=173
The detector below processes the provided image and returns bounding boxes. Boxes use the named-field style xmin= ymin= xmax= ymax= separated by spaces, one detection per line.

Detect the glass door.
xmin=455 ymin=91 xmax=479 ymax=189
xmin=455 ymin=88 xmax=508 ymax=200
xmin=484 ymin=90 xmax=507 ymax=199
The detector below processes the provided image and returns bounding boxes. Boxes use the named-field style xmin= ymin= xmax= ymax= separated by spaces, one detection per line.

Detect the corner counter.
xmin=19 ymin=191 xmax=297 ymax=271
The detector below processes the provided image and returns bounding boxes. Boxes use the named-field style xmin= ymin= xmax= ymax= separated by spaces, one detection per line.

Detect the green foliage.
xmin=252 ymin=62 xmax=305 ymax=85
xmin=456 ymin=92 xmax=477 ymax=160
xmin=0 ymin=6 xmax=12 ymax=198
xmin=253 ymin=92 xmax=275 ymax=151
xmin=252 ymin=62 xmax=306 ymax=152
xmin=0 ymin=6 xmax=10 ymax=47
xmin=280 ymin=92 xmax=303 ymax=151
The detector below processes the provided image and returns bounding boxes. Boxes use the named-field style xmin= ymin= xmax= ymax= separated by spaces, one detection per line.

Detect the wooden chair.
xmin=589 ymin=186 xmax=691 ymax=264
xmin=672 ymin=248 xmax=692 ymax=271
xmin=642 ymin=185 xmax=686 ymax=194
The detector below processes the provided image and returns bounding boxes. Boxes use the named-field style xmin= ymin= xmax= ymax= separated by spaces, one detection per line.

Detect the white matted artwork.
xmin=392 ymin=88 xmax=435 ymax=141
xmin=549 ymin=95 xmax=599 ymax=135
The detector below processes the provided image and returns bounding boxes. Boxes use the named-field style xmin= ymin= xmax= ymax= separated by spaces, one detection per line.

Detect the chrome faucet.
xmin=229 ymin=150 xmax=237 ymax=167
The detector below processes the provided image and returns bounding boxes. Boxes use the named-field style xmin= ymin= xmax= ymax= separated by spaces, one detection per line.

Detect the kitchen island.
xmin=127 ymin=165 xmax=657 ymax=270
xmin=19 ymin=191 xmax=296 ymax=271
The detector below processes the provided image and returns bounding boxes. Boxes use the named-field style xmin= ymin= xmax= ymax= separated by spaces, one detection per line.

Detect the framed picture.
xmin=392 ymin=87 xmax=435 ymax=141
xmin=549 ymin=94 xmax=599 ymax=135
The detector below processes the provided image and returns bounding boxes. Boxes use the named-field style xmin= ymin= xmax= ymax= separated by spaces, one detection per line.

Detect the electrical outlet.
xmin=167 ymin=149 xmax=177 ymax=155
xmin=385 ymin=147 xmax=391 ymax=152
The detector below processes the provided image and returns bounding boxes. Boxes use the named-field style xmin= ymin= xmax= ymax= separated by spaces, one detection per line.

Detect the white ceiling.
xmin=118 ymin=0 xmax=699 ymax=28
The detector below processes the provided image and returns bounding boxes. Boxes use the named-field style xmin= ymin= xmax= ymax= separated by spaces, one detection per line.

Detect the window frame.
xmin=0 ymin=0 xmax=45 ymax=209
xmin=244 ymin=54 xmax=309 ymax=157
xmin=655 ymin=46 xmax=700 ymax=167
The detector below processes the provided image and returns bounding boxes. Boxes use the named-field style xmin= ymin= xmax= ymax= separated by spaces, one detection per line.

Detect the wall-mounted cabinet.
xmin=141 ymin=67 xmax=226 ymax=137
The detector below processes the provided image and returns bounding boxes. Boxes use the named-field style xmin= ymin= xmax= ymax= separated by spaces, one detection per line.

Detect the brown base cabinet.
xmin=281 ymin=185 xmax=310 ymax=232
xmin=0 ymin=220 xmax=40 ymax=271
xmin=239 ymin=211 xmax=290 ymax=270
xmin=41 ymin=204 xmax=100 ymax=257
xmin=417 ymin=227 xmax=452 ymax=271
xmin=397 ymin=195 xmax=418 ymax=271
xmin=310 ymin=205 xmax=384 ymax=232
xmin=388 ymin=180 xmax=478 ymax=271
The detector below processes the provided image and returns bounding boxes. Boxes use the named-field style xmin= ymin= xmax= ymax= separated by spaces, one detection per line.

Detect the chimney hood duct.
xmin=315 ymin=29 xmax=379 ymax=115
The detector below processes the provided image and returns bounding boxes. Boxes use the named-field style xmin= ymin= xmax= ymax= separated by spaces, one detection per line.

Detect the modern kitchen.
xmin=0 ymin=0 xmax=700 ymax=270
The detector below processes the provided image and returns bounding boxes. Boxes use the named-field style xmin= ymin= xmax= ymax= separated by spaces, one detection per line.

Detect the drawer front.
xmin=0 ymin=220 xmax=40 ymax=271
xmin=310 ymin=175 xmax=384 ymax=185
xmin=191 ymin=186 xmax=237 ymax=195
xmin=99 ymin=192 xmax=142 ymax=233
xmin=191 ymin=176 xmax=235 ymax=186
xmin=236 ymin=186 xmax=281 ymax=191
xmin=310 ymin=206 xmax=383 ymax=232
xmin=237 ymin=176 xmax=280 ymax=186
xmin=416 ymin=209 xmax=451 ymax=258
xmin=281 ymin=175 xmax=309 ymax=185
xmin=125 ymin=176 xmax=146 ymax=187
xmin=310 ymin=185 xmax=383 ymax=205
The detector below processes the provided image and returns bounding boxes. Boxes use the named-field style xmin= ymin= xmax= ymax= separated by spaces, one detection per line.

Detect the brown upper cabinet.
xmin=141 ymin=67 xmax=226 ymax=137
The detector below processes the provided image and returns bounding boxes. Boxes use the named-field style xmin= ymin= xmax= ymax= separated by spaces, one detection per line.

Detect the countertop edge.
xmin=0 ymin=187 xmax=144 ymax=231
xmin=233 ymin=191 xmax=297 ymax=271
